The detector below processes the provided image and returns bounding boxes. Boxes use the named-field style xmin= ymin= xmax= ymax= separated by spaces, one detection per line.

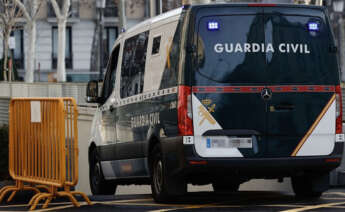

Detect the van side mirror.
xmin=86 ymin=80 xmax=100 ymax=103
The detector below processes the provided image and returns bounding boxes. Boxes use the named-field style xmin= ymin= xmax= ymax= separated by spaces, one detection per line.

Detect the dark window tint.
xmin=195 ymin=15 xmax=265 ymax=85
xmin=152 ymin=36 xmax=161 ymax=55
xmin=104 ymin=0 xmax=118 ymax=17
xmin=159 ymin=16 xmax=184 ymax=89
xmin=13 ymin=29 xmax=24 ymax=69
xmin=101 ymin=45 xmax=120 ymax=103
xmin=104 ymin=27 xmax=118 ymax=68
xmin=264 ymin=15 xmax=338 ymax=84
xmin=120 ymin=31 xmax=149 ymax=98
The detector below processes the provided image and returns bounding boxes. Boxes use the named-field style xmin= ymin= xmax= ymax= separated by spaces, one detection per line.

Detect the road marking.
xmin=330 ymin=206 xmax=345 ymax=208
xmin=148 ymin=205 xmax=241 ymax=212
xmin=148 ymin=204 xmax=305 ymax=212
xmin=0 ymin=204 xmax=30 ymax=208
xmin=280 ymin=201 xmax=345 ymax=212
xmin=0 ymin=201 xmax=72 ymax=208
xmin=147 ymin=197 xmax=252 ymax=212
xmin=35 ymin=202 xmax=92 ymax=212
xmin=325 ymin=192 xmax=345 ymax=197
xmin=0 ymin=201 xmax=97 ymax=212
xmin=148 ymin=204 xmax=307 ymax=212
xmin=104 ymin=202 xmax=192 ymax=207
xmin=323 ymin=197 xmax=345 ymax=200
xmin=100 ymin=198 xmax=152 ymax=203
xmin=148 ymin=209 xmax=182 ymax=212
xmin=262 ymin=204 xmax=304 ymax=208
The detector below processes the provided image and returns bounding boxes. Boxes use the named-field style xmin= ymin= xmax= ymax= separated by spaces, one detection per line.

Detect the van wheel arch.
xmin=88 ymin=142 xmax=97 ymax=163
xmin=89 ymin=143 xmax=117 ymax=195
xmin=148 ymin=137 xmax=160 ymax=174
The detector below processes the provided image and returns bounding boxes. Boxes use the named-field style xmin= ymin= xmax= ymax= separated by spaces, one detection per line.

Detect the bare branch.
xmin=0 ymin=0 xmax=24 ymax=81
xmin=13 ymin=2 xmax=23 ymax=24
xmin=14 ymin=0 xmax=30 ymax=21
xmin=50 ymin=0 xmax=62 ymax=19
xmin=32 ymin=0 xmax=44 ymax=21
xmin=0 ymin=13 xmax=6 ymax=24
xmin=62 ymin=0 xmax=71 ymax=18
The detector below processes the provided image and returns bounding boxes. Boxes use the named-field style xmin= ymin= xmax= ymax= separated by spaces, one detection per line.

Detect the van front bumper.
xmin=160 ymin=136 xmax=344 ymax=181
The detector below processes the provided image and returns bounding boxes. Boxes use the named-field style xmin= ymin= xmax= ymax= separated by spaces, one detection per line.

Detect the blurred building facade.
xmin=0 ymin=0 xmax=338 ymax=82
xmin=0 ymin=0 xmax=185 ymax=82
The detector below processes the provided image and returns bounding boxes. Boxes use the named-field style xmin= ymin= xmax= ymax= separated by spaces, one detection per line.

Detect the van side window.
xmin=152 ymin=36 xmax=161 ymax=55
xmin=159 ymin=20 xmax=183 ymax=89
xmin=120 ymin=31 xmax=149 ymax=98
xmin=101 ymin=45 xmax=120 ymax=103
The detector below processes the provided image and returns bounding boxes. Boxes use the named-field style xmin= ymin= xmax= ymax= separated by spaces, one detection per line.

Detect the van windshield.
xmin=195 ymin=13 xmax=339 ymax=85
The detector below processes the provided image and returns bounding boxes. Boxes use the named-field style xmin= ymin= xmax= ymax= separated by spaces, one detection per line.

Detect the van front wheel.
xmin=89 ymin=148 xmax=117 ymax=195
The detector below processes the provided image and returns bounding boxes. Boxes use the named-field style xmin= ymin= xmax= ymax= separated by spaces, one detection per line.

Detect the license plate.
xmin=206 ymin=137 xmax=252 ymax=149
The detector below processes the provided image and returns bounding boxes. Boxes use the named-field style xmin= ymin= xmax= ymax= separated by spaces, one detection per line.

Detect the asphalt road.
xmin=2 ymin=188 xmax=345 ymax=211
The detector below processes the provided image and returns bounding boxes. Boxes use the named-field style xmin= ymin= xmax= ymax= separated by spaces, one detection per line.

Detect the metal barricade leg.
xmin=7 ymin=191 xmax=17 ymax=202
xmin=29 ymin=193 xmax=52 ymax=211
xmin=0 ymin=186 xmax=14 ymax=203
xmin=28 ymin=192 xmax=42 ymax=206
xmin=42 ymin=196 xmax=53 ymax=209
xmin=56 ymin=191 xmax=80 ymax=208
xmin=0 ymin=181 xmax=40 ymax=203
xmin=70 ymin=191 xmax=93 ymax=205
xmin=0 ymin=185 xmax=9 ymax=195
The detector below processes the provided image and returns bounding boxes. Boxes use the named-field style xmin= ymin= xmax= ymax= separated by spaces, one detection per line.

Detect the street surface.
xmin=2 ymin=187 xmax=345 ymax=211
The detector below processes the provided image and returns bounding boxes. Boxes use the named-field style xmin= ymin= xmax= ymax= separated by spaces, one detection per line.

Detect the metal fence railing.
xmin=0 ymin=98 xmax=92 ymax=210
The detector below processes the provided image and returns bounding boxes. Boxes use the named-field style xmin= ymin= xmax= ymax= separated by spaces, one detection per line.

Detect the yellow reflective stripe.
xmin=291 ymin=94 xmax=336 ymax=156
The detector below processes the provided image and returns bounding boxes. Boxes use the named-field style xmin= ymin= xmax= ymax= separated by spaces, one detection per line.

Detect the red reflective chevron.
xmin=192 ymin=85 xmax=335 ymax=93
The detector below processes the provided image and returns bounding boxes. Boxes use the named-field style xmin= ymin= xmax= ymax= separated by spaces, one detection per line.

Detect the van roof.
xmin=121 ymin=7 xmax=183 ymax=36
xmin=189 ymin=3 xmax=324 ymax=10
xmin=116 ymin=3 xmax=325 ymax=43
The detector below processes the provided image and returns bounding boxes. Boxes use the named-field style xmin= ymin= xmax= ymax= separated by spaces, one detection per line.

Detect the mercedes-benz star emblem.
xmin=261 ymin=88 xmax=272 ymax=101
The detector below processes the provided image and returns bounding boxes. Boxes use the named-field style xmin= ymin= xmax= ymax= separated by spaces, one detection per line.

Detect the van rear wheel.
xmin=89 ymin=148 xmax=117 ymax=195
xmin=150 ymin=144 xmax=186 ymax=202
xmin=291 ymin=173 xmax=329 ymax=198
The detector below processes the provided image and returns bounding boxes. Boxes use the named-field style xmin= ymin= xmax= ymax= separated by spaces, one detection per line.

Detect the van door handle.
xmin=270 ymin=104 xmax=295 ymax=112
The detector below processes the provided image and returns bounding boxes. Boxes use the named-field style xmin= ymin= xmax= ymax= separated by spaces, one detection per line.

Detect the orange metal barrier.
xmin=0 ymin=98 xmax=92 ymax=210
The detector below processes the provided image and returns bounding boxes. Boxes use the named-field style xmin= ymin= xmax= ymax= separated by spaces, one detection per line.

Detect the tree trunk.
xmin=57 ymin=19 xmax=66 ymax=82
xmin=90 ymin=20 xmax=100 ymax=72
xmin=3 ymin=33 xmax=10 ymax=81
xmin=25 ymin=21 xmax=36 ymax=83
xmin=118 ymin=0 xmax=127 ymax=30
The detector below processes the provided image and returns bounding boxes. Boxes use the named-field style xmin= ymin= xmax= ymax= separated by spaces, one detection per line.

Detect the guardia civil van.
xmin=86 ymin=2 xmax=344 ymax=202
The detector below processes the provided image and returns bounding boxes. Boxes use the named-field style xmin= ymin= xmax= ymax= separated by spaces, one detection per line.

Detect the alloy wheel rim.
xmin=154 ymin=160 xmax=163 ymax=194
xmin=92 ymin=162 xmax=101 ymax=187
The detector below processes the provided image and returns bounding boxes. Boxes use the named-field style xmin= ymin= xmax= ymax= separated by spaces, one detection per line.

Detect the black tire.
xmin=291 ymin=175 xmax=324 ymax=198
xmin=150 ymin=144 xmax=186 ymax=202
xmin=89 ymin=148 xmax=117 ymax=195
xmin=212 ymin=181 xmax=240 ymax=193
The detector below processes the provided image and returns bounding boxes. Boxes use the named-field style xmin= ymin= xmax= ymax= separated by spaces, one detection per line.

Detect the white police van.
xmin=86 ymin=2 xmax=344 ymax=202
